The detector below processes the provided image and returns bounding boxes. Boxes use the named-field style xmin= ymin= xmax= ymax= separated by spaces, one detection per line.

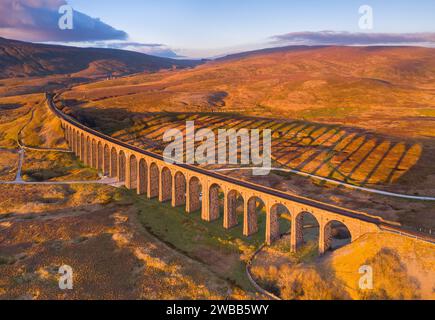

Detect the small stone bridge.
xmin=48 ymin=94 xmax=397 ymax=255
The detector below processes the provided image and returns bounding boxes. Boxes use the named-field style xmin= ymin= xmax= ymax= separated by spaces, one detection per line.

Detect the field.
xmin=0 ymin=149 xmax=18 ymax=181
xmin=21 ymin=151 xmax=98 ymax=182
xmin=59 ymin=46 xmax=435 ymax=139
xmin=0 ymin=184 xmax=249 ymax=299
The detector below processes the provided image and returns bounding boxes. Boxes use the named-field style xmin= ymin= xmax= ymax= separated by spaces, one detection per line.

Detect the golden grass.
xmin=0 ymin=150 xmax=18 ymax=181
xmin=0 ymin=184 xmax=245 ymax=299
xmin=251 ymin=232 xmax=435 ymax=300
xmin=60 ymin=46 xmax=435 ymax=139
xmin=21 ymin=151 xmax=99 ymax=182
xmin=20 ymin=100 xmax=68 ymax=149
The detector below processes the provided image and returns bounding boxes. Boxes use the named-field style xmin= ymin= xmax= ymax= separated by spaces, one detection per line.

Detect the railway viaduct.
xmin=48 ymin=95 xmax=383 ymax=255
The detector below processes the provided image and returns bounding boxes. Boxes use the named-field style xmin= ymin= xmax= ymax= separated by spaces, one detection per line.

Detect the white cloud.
xmin=0 ymin=0 xmax=127 ymax=42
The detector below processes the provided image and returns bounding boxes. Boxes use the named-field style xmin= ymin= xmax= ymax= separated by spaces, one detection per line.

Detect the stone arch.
xmin=292 ymin=211 xmax=320 ymax=253
xmin=148 ymin=163 xmax=159 ymax=198
xmin=208 ymin=183 xmax=224 ymax=222
xmin=69 ymin=127 xmax=73 ymax=146
xmin=187 ymin=176 xmax=202 ymax=213
xmin=118 ymin=150 xmax=126 ymax=182
xmin=97 ymin=142 xmax=103 ymax=172
xmin=75 ymin=130 xmax=80 ymax=155
xmin=225 ymin=190 xmax=244 ymax=229
xmin=103 ymin=144 xmax=110 ymax=176
xmin=91 ymin=139 xmax=97 ymax=168
xmin=160 ymin=167 xmax=172 ymax=202
xmin=322 ymin=220 xmax=352 ymax=253
xmin=80 ymin=133 xmax=85 ymax=162
xmin=86 ymin=136 xmax=91 ymax=165
xmin=137 ymin=158 xmax=148 ymax=195
xmin=173 ymin=171 xmax=186 ymax=207
xmin=110 ymin=147 xmax=118 ymax=178
xmin=128 ymin=154 xmax=138 ymax=190
xmin=67 ymin=126 xmax=74 ymax=150
xmin=64 ymin=125 xmax=68 ymax=143
xmin=244 ymin=196 xmax=266 ymax=237
xmin=72 ymin=129 xmax=75 ymax=152
xmin=267 ymin=203 xmax=291 ymax=245
xmin=72 ymin=129 xmax=77 ymax=153
xmin=65 ymin=127 xmax=70 ymax=146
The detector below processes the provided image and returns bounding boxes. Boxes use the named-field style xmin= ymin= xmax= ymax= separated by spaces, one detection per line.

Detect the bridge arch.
xmin=103 ymin=144 xmax=110 ymax=175
xmin=148 ymin=162 xmax=159 ymax=198
xmin=225 ymin=190 xmax=244 ymax=229
xmin=118 ymin=150 xmax=126 ymax=182
xmin=244 ymin=196 xmax=266 ymax=238
xmin=97 ymin=141 xmax=103 ymax=172
xmin=173 ymin=171 xmax=186 ymax=207
xmin=267 ymin=203 xmax=291 ymax=245
xmin=91 ymin=139 xmax=97 ymax=168
xmin=128 ymin=154 xmax=138 ymax=190
xmin=65 ymin=126 xmax=70 ymax=146
xmin=160 ymin=167 xmax=172 ymax=202
xmin=110 ymin=147 xmax=118 ymax=178
xmin=292 ymin=211 xmax=320 ymax=253
xmin=137 ymin=158 xmax=148 ymax=195
xmin=322 ymin=220 xmax=352 ymax=253
xmin=71 ymin=129 xmax=76 ymax=153
xmin=80 ymin=133 xmax=85 ymax=162
xmin=86 ymin=136 xmax=91 ymax=166
xmin=69 ymin=127 xmax=73 ymax=147
xmin=75 ymin=130 xmax=80 ymax=155
xmin=187 ymin=176 xmax=202 ymax=213
xmin=208 ymin=183 xmax=224 ymax=222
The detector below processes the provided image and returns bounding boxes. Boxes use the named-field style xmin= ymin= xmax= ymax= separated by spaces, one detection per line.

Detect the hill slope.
xmin=252 ymin=232 xmax=435 ymax=300
xmin=61 ymin=45 xmax=435 ymax=138
xmin=0 ymin=37 xmax=199 ymax=79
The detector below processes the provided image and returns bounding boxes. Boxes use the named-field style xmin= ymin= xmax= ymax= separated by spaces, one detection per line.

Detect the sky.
xmin=1 ymin=0 xmax=435 ymax=58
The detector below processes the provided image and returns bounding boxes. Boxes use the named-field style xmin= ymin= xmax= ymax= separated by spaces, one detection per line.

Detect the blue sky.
xmin=1 ymin=0 xmax=435 ymax=58
xmin=68 ymin=0 xmax=435 ymax=46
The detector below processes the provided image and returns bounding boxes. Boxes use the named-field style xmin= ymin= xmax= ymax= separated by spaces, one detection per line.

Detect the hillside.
xmin=60 ymin=45 xmax=435 ymax=138
xmin=0 ymin=37 xmax=199 ymax=79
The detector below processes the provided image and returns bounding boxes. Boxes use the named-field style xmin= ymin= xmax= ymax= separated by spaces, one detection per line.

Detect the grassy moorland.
xmin=0 ymin=184 xmax=250 ymax=299
xmin=59 ymin=46 xmax=435 ymax=138
xmin=0 ymin=149 xmax=18 ymax=181
xmin=21 ymin=151 xmax=99 ymax=182
xmin=129 ymin=190 xmax=290 ymax=291
xmin=0 ymin=37 xmax=200 ymax=98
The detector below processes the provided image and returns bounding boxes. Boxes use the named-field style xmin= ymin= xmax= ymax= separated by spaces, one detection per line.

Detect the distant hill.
xmin=59 ymin=45 xmax=435 ymax=139
xmin=0 ymin=37 xmax=200 ymax=79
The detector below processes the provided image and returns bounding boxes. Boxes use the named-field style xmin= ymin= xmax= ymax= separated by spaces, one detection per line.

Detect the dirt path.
xmin=1 ymin=105 xmax=101 ymax=185
xmin=14 ymin=149 xmax=24 ymax=182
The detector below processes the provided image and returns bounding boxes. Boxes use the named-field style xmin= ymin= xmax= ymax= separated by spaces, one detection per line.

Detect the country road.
xmin=213 ymin=167 xmax=435 ymax=201
xmin=0 ymin=176 xmax=119 ymax=186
